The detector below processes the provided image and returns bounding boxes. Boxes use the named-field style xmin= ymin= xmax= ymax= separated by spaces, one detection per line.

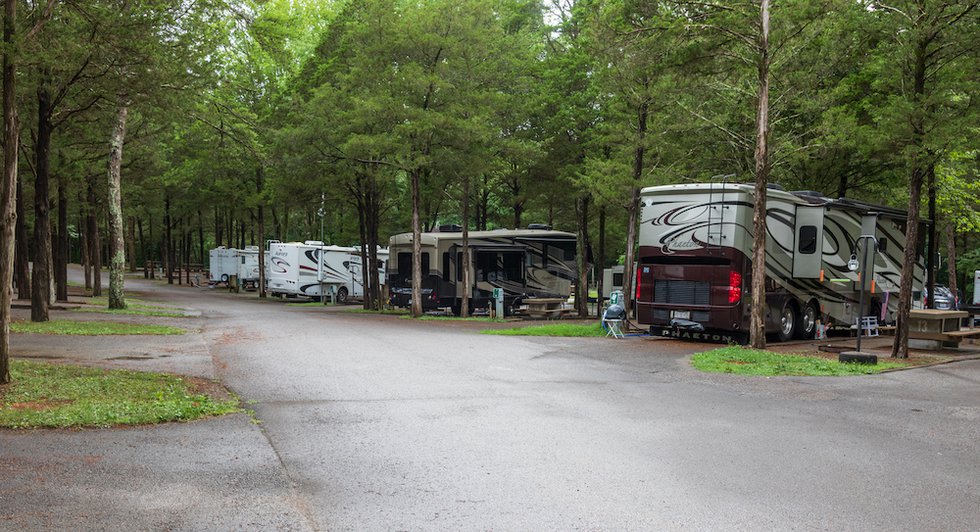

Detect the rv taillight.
xmin=728 ymin=271 xmax=742 ymax=304
xmin=636 ymin=266 xmax=642 ymax=301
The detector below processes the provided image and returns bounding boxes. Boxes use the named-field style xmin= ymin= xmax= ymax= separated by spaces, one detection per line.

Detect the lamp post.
xmin=841 ymin=234 xmax=878 ymax=363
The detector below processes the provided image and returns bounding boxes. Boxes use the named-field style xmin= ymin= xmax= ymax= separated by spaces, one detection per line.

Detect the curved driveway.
xmin=3 ymin=277 xmax=979 ymax=530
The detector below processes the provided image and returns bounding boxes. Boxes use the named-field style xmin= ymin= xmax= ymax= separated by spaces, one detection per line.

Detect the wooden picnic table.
xmin=907 ymin=309 xmax=977 ymax=348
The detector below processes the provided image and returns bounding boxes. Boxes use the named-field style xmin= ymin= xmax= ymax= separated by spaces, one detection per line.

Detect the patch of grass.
xmin=481 ymin=323 xmax=605 ymax=337
xmin=74 ymin=307 xmax=188 ymax=318
xmin=344 ymin=308 xmax=410 ymax=315
xmin=87 ymin=296 xmax=176 ymax=311
xmin=403 ymin=315 xmax=502 ymax=322
xmin=10 ymin=320 xmax=185 ymax=336
xmin=691 ymin=346 xmax=908 ymax=376
xmin=0 ymin=360 xmax=239 ymax=428
xmin=286 ymin=301 xmax=334 ymax=307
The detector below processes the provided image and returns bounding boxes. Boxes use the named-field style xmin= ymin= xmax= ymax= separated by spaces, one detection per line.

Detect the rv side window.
xmin=456 ymin=252 xmax=463 ymax=281
xmin=442 ymin=253 xmax=451 ymax=282
xmin=879 ymin=238 xmax=887 ymax=252
xmin=421 ymin=253 xmax=430 ymax=276
xmin=542 ymin=244 xmax=549 ymax=267
xmin=397 ymin=253 xmax=411 ymax=276
xmin=798 ymin=225 xmax=818 ymax=254
xmin=563 ymin=244 xmax=575 ymax=261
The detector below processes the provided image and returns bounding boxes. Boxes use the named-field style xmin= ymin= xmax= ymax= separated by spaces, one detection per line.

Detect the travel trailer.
xmin=209 ymin=246 xmax=261 ymax=289
xmin=387 ymin=227 xmax=578 ymax=315
xmin=635 ymin=183 xmax=925 ymax=343
xmin=266 ymin=241 xmax=387 ymax=302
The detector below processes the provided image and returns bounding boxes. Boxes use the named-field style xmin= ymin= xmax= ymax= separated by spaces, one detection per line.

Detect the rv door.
xmin=792 ymin=206 xmax=824 ymax=279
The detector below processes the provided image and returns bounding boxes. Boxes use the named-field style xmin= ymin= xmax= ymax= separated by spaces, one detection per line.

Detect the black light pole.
xmin=842 ymin=234 xmax=878 ymax=363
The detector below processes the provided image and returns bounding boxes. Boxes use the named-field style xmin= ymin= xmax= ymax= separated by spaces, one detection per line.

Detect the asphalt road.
xmin=2 ymin=275 xmax=979 ymax=530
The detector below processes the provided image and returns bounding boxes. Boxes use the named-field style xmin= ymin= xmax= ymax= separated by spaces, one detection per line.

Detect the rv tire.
xmin=336 ymin=287 xmax=349 ymax=304
xmin=220 ymin=273 xmax=229 ymax=283
xmin=798 ymin=301 xmax=818 ymax=340
xmin=778 ymin=304 xmax=798 ymax=342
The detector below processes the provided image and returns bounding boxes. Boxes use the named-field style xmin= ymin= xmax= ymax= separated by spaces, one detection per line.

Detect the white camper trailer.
xmin=210 ymin=246 xmax=261 ymax=289
xmin=237 ymin=246 xmax=261 ymax=289
xmin=209 ymin=247 xmax=239 ymax=284
xmin=266 ymin=241 xmax=387 ymax=302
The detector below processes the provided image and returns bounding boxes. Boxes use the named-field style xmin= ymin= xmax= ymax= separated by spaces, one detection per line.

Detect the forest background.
xmin=0 ymin=0 xmax=977 ymax=374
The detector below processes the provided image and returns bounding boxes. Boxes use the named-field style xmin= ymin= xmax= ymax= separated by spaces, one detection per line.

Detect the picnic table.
xmin=907 ymin=309 xmax=978 ymax=348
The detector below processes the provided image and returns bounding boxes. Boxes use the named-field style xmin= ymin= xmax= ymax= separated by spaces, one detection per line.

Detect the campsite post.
xmin=851 ymin=233 xmax=879 ymax=355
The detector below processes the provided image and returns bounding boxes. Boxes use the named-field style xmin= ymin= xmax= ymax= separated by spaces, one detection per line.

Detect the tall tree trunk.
xmin=31 ymin=83 xmax=54 ymax=322
xmin=892 ymin=27 xmax=932 ymax=359
xmin=0 ymin=0 xmax=18 ymax=384
xmin=256 ymin=168 xmax=266 ymax=298
xmin=164 ymin=195 xmax=173 ymax=284
xmin=596 ymin=206 xmax=606 ymax=318
xmin=925 ymin=168 xmax=936 ymax=308
xmin=749 ymin=0 xmax=771 ymax=350
xmin=410 ymin=168 xmax=423 ymax=318
xmin=127 ymin=216 xmax=137 ymax=272
xmin=461 ymin=173 xmax=471 ymax=318
xmin=575 ymin=194 xmax=590 ymax=318
xmin=14 ymin=177 xmax=28 ymax=299
xmin=196 ymin=209 xmax=204 ymax=266
xmin=622 ymin=99 xmax=648 ymax=318
xmin=366 ymin=178 xmax=381 ymax=311
xmin=137 ymin=216 xmax=145 ymax=270
xmin=54 ymin=173 xmax=67 ymax=301
xmin=87 ymin=178 xmax=102 ymax=296
xmin=945 ymin=224 xmax=957 ymax=301
xmin=80 ymin=205 xmax=90 ymax=289
xmin=107 ymin=104 xmax=128 ymax=310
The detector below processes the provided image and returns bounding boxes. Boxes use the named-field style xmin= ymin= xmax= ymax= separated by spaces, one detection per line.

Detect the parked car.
xmin=922 ymin=285 xmax=958 ymax=310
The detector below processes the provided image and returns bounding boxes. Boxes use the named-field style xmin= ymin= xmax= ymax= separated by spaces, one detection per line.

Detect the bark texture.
xmin=0 ymin=0 xmax=18 ymax=384
xmin=749 ymin=0 xmax=771 ymax=350
xmin=107 ymin=105 xmax=128 ymax=309
xmin=622 ymin=99 xmax=648 ymax=318
xmin=31 ymin=83 xmax=53 ymax=322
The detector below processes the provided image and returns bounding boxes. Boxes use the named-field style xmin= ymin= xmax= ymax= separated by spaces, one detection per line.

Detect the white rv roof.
xmin=389 ymin=228 xmax=575 ymax=246
xmin=640 ymin=183 xmax=824 ymax=205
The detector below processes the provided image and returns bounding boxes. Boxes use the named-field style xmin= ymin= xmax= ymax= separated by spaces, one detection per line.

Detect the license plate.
xmin=671 ymin=310 xmax=690 ymax=320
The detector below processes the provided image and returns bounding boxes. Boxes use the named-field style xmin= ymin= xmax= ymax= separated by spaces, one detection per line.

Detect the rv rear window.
xmin=798 ymin=225 xmax=818 ymax=254
xmin=613 ymin=273 xmax=624 ymax=286
xmin=879 ymin=238 xmax=887 ymax=252
xmin=640 ymin=256 xmax=731 ymax=266
xmin=442 ymin=253 xmax=451 ymax=282
xmin=422 ymin=253 xmax=430 ymax=276
xmin=456 ymin=252 xmax=463 ymax=281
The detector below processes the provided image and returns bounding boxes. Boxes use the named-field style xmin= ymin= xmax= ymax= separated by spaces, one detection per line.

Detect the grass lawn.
xmin=0 ymin=359 xmax=239 ymax=428
xmin=481 ymin=323 xmax=605 ymax=337
xmin=344 ymin=308 xmax=410 ymax=315
xmin=11 ymin=320 xmax=185 ymax=336
xmin=87 ymin=296 xmax=176 ymax=310
xmin=75 ymin=307 xmax=188 ymax=318
xmin=403 ymin=315 xmax=502 ymax=322
xmin=692 ymin=346 xmax=908 ymax=376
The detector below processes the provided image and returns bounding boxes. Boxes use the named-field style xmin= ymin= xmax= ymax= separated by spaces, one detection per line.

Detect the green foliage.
xmin=10 ymin=320 xmax=185 ymax=336
xmin=691 ymin=346 xmax=908 ymax=376
xmin=480 ymin=323 xmax=605 ymax=337
xmin=0 ymin=360 xmax=239 ymax=428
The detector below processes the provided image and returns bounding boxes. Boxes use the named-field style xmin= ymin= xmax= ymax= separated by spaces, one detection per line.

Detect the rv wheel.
xmin=336 ymin=287 xmax=349 ymax=304
xmin=778 ymin=304 xmax=798 ymax=342
xmin=797 ymin=302 xmax=818 ymax=340
xmin=220 ymin=273 xmax=229 ymax=283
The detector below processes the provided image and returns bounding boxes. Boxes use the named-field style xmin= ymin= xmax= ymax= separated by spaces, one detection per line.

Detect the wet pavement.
xmin=2 ymin=272 xmax=979 ymax=530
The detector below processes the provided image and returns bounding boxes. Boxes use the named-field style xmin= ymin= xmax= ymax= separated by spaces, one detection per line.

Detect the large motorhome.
xmin=266 ymin=241 xmax=387 ymax=302
xmin=635 ymin=183 xmax=925 ymax=343
xmin=209 ymin=246 xmax=261 ymax=289
xmin=387 ymin=227 xmax=578 ymax=314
